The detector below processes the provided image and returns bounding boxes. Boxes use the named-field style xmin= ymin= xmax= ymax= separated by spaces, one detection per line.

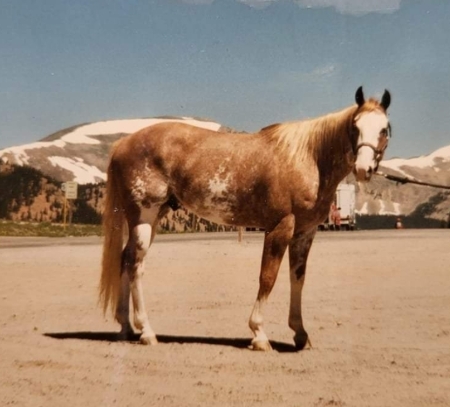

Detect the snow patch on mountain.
xmin=1 ymin=140 xmax=66 ymax=166
xmin=59 ymin=118 xmax=222 ymax=145
xmin=381 ymin=145 xmax=450 ymax=175
xmin=358 ymin=202 xmax=369 ymax=215
xmin=48 ymin=156 xmax=106 ymax=184
xmin=379 ymin=201 xmax=401 ymax=215
xmin=356 ymin=200 xmax=401 ymax=216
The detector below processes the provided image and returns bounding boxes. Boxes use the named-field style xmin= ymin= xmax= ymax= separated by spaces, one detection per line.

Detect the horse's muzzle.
xmin=354 ymin=166 xmax=373 ymax=182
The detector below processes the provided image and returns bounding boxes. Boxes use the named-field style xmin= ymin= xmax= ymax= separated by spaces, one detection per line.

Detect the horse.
xmin=99 ymin=86 xmax=391 ymax=351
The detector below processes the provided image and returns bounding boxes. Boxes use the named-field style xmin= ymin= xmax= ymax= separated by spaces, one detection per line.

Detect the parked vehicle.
xmin=319 ymin=183 xmax=356 ymax=231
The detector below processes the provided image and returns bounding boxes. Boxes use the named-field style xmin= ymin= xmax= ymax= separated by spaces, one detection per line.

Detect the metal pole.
xmin=63 ymin=196 xmax=67 ymax=230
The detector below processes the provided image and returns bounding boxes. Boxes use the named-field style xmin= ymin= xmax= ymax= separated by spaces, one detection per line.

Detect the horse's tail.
xmin=99 ymin=144 xmax=125 ymax=317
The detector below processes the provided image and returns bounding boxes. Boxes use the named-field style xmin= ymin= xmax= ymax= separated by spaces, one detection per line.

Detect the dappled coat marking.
xmin=100 ymin=87 xmax=392 ymax=350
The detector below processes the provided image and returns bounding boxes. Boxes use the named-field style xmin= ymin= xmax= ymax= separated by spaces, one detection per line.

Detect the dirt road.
xmin=1 ymin=230 xmax=449 ymax=406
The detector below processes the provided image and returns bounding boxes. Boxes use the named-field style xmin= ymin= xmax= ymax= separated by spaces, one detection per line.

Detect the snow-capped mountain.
xmin=0 ymin=117 xmax=227 ymax=184
xmin=356 ymin=147 xmax=450 ymax=219
xmin=381 ymin=145 xmax=450 ymax=184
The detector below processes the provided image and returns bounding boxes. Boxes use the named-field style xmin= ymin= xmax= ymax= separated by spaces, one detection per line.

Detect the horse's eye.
xmin=380 ymin=128 xmax=388 ymax=137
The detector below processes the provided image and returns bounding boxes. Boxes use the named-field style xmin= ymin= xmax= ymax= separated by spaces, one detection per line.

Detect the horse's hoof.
xmin=118 ymin=324 xmax=134 ymax=340
xmin=294 ymin=333 xmax=311 ymax=350
xmin=250 ymin=339 xmax=272 ymax=351
xmin=118 ymin=330 xmax=134 ymax=341
xmin=140 ymin=334 xmax=158 ymax=346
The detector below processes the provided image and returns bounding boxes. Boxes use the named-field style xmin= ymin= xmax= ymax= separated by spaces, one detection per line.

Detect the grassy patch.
xmin=0 ymin=221 xmax=102 ymax=237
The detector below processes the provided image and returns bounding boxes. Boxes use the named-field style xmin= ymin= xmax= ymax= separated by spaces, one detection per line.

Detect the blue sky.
xmin=1 ymin=0 xmax=449 ymax=159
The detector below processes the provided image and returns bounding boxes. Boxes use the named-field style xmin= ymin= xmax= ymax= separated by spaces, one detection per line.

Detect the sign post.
xmin=62 ymin=181 xmax=78 ymax=229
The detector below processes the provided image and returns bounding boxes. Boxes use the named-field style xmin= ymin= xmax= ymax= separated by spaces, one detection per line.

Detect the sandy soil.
xmin=1 ymin=229 xmax=449 ymax=407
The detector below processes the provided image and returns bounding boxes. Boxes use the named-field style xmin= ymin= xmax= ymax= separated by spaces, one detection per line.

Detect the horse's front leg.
xmin=288 ymin=228 xmax=316 ymax=350
xmin=249 ymin=214 xmax=295 ymax=351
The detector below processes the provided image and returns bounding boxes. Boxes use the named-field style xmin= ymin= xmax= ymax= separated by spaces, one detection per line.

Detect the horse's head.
xmin=352 ymin=86 xmax=391 ymax=181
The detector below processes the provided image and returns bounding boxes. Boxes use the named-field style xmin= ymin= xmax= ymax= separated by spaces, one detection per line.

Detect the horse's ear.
xmin=380 ymin=89 xmax=391 ymax=110
xmin=355 ymin=86 xmax=365 ymax=107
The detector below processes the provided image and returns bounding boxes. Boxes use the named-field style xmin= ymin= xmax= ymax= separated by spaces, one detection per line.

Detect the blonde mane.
xmin=259 ymin=105 xmax=360 ymax=167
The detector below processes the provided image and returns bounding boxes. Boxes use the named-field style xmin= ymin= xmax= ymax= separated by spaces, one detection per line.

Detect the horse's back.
xmin=112 ymin=122 xmax=238 ymax=167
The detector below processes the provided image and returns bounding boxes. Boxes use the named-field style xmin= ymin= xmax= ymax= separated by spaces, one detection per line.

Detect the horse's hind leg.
xmin=288 ymin=229 xmax=316 ymax=350
xmin=122 ymin=210 xmax=160 ymax=345
xmin=115 ymin=270 xmax=132 ymax=339
xmin=249 ymin=214 xmax=295 ymax=351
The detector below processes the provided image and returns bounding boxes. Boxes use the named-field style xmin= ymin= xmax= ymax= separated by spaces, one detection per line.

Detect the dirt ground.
xmin=1 ymin=229 xmax=449 ymax=407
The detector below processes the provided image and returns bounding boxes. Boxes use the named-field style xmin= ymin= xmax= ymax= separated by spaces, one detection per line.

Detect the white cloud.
xmin=295 ymin=0 xmax=402 ymax=16
xmin=293 ymin=63 xmax=339 ymax=81
xmin=180 ymin=0 xmax=214 ymax=5
xmin=181 ymin=0 xmax=402 ymax=15
xmin=311 ymin=63 xmax=337 ymax=77
xmin=269 ymin=63 xmax=339 ymax=92
xmin=237 ymin=0 xmax=277 ymax=9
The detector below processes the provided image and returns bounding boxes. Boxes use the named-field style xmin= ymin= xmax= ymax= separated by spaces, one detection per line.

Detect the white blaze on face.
xmin=354 ymin=111 xmax=388 ymax=181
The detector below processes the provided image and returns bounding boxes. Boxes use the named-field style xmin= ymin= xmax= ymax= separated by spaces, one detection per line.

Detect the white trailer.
xmin=319 ymin=183 xmax=356 ymax=231
xmin=336 ymin=183 xmax=356 ymax=230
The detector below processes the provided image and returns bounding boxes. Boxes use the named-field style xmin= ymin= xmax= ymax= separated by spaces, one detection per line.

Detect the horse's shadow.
xmin=44 ymin=331 xmax=300 ymax=353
